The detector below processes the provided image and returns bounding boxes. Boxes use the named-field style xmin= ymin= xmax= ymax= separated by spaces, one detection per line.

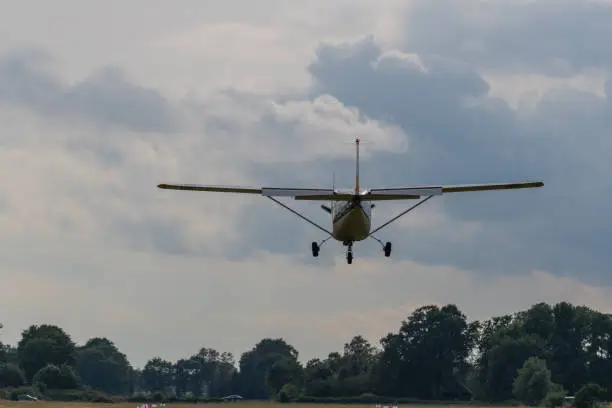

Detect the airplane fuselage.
xmin=331 ymin=197 xmax=372 ymax=242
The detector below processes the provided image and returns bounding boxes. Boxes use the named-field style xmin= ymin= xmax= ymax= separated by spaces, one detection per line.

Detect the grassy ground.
xmin=0 ymin=403 xmax=480 ymax=408
xmin=0 ymin=403 xmax=400 ymax=408
xmin=0 ymin=404 xmax=404 ymax=408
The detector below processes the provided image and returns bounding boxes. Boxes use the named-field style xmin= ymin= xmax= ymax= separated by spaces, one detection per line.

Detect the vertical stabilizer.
xmin=333 ymin=171 xmax=335 ymax=191
xmin=355 ymin=137 xmax=360 ymax=194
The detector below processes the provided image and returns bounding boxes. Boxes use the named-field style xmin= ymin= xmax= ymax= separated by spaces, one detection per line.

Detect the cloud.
xmin=2 ymin=242 xmax=612 ymax=368
xmin=0 ymin=47 xmax=406 ymax=260
xmin=253 ymin=34 xmax=611 ymax=283
xmin=0 ymin=50 xmax=182 ymax=133
xmin=401 ymin=0 xmax=612 ymax=76
xmin=1 ymin=0 xmax=612 ymax=370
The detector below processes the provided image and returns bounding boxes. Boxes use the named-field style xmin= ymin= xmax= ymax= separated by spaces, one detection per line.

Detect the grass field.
xmin=0 ymin=403 xmax=484 ymax=408
xmin=0 ymin=404 xmax=411 ymax=408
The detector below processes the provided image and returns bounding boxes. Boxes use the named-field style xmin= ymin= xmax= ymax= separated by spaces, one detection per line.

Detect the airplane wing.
xmin=366 ymin=181 xmax=544 ymax=199
xmin=158 ymin=181 xmax=543 ymax=200
xmin=157 ymin=184 xmax=350 ymax=200
xmin=158 ymin=184 xmax=263 ymax=194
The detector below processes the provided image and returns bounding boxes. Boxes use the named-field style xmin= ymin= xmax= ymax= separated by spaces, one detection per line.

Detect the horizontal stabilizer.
xmin=261 ymin=188 xmax=334 ymax=197
xmin=294 ymin=193 xmax=356 ymax=201
xmin=366 ymin=187 xmax=443 ymax=196
xmin=361 ymin=194 xmax=421 ymax=200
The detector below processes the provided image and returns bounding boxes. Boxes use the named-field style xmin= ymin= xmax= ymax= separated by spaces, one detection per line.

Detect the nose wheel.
xmin=346 ymin=242 xmax=353 ymax=264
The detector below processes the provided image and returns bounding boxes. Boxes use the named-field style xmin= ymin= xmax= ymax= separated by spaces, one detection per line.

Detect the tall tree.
xmin=512 ymin=357 xmax=553 ymax=406
xmin=17 ymin=324 xmax=77 ymax=382
xmin=76 ymin=337 xmax=133 ymax=395
xmin=375 ymin=304 xmax=477 ymax=399
xmin=142 ymin=357 xmax=175 ymax=393
xmin=237 ymin=338 xmax=300 ymax=399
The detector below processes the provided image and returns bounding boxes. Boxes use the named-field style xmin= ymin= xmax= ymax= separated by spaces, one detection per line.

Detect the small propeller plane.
xmin=158 ymin=138 xmax=543 ymax=264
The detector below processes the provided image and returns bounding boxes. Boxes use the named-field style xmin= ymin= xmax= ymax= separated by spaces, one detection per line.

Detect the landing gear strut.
xmin=311 ymin=236 xmax=331 ymax=258
xmin=369 ymin=235 xmax=393 ymax=258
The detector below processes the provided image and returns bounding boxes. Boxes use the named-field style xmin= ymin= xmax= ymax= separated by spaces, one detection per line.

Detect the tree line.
xmin=1 ymin=301 xmax=611 ymax=407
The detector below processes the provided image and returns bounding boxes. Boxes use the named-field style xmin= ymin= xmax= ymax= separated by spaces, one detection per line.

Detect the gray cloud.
xmin=237 ymin=35 xmax=612 ymax=284
xmin=402 ymin=0 xmax=612 ymax=76
xmin=2 ymin=37 xmax=610 ymax=286
xmin=0 ymin=49 xmax=182 ymax=134
xmin=2 ymin=1 xmax=612 ymax=369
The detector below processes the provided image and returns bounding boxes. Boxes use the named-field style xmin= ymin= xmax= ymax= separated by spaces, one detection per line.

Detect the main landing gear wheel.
xmin=346 ymin=242 xmax=353 ymax=264
xmin=384 ymin=242 xmax=392 ymax=257
xmin=311 ymin=242 xmax=320 ymax=257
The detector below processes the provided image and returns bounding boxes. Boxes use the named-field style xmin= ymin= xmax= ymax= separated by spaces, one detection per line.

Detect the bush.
xmin=0 ymin=386 xmax=42 ymax=401
xmin=0 ymin=363 xmax=26 ymax=388
xmin=544 ymin=388 xmax=567 ymax=408
xmin=277 ymin=383 xmax=301 ymax=402
xmin=43 ymin=388 xmax=114 ymax=402
xmin=575 ymin=383 xmax=606 ymax=408
xmin=512 ymin=357 xmax=553 ymax=406
xmin=32 ymin=364 xmax=80 ymax=390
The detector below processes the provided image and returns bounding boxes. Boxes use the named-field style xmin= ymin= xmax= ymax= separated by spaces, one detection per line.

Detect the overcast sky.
xmin=1 ymin=0 xmax=612 ymax=369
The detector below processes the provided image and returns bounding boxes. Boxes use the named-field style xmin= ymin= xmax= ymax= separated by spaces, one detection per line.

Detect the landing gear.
xmin=345 ymin=241 xmax=354 ymax=264
xmin=311 ymin=236 xmax=331 ymax=257
xmin=384 ymin=242 xmax=392 ymax=257
xmin=311 ymin=242 xmax=320 ymax=257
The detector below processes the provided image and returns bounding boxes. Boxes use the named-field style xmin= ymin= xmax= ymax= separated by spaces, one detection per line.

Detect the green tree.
xmin=237 ymin=338 xmax=299 ymax=399
xmin=2 ymin=345 xmax=19 ymax=366
xmin=76 ymin=337 xmax=133 ymax=395
xmin=190 ymin=347 xmax=236 ymax=397
xmin=32 ymin=364 xmax=80 ymax=389
xmin=478 ymin=334 xmax=547 ymax=401
xmin=574 ymin=383 xmax=606 ymax=408
xmin=174 ymin=357 xmax=201 ymax=396
xmin=142 ymin=357 xmax=174 ymax=393
xmin=512 ymin=357 xmax=552 ymax=406
xmin=277 ymin=382 xmax=301 ymax=402
xmin=547 ymin=302 xmax=591 ymax=394
xmin=0 ymin=362 xmax=26 ymax=387
xmin=375 ymin=304 xmax=477 ymax=399
xmin=302 ymin=358 xmax=334 ymax=397
xmin=17 ymin=324 xmax=76 ymax=382
xmin=0 ymin=322 xmax=5 ymax=363
xmin=543 ymin=384 xmax=568 ymax=408
xmin=266 ymin=356 xmax=303 ymax=395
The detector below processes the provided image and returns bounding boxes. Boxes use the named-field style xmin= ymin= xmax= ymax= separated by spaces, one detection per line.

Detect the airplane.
xmin=157 ymin=138 xmax=543 ymax=264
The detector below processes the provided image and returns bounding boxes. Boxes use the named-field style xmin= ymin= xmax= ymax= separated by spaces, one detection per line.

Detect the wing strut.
xmin=266 ymin=196 xmax=333 ymax=236
xmin=367 ymin=195 xmax=434 ymax=238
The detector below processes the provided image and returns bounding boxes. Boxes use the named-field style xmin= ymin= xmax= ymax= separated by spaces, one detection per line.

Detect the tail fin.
xmin=355 ymin=137 xmax=360 ymax=194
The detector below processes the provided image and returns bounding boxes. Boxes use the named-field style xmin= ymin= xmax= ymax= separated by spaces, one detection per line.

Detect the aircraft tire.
xmin=311 ymin=242 xmax=319 ymax=257
xmin=384 ymin=242 xmax=392 ymax=257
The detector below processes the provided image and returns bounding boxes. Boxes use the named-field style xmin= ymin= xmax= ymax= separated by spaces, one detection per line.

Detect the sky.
xmin=1 ymin=0 xmax=612 ymax=369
